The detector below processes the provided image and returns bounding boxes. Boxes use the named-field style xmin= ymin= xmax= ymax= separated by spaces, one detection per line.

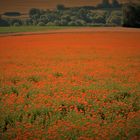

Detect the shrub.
xmin=54 ymin=20 xmax=61 ymax=26
xmin=93 ymin=15 xmax=106 ymax=24
xmin=61 ymin=15 xmax=71 ymax=21
xmin=68 ymin=19 xmax=86 ymax=26
xmin=68 ymin=21 xmax=76 ymax=26
xmin=60 ymin=19 xmax=68 ymax=26
xmin=37 ymin=22 xmax=46 ymax=26
xmin=10 ymin=19 xmax=22 ymax=26
xmin=111 ymin=10 xmax=122 ymax=17
xmin=0 ymin=18 xmax=9 ymax=26
xmin=76 ymin=19 xmax=86 ymax=26
xmin=13 ymin=22 xmax=20 ymax=26
xmin=46 ymin=22 xmax=56 ymax=26
xmin=107 ymin=15 xmax=122 ymax=25
xmin=25 ymin=19 xmax=33 ymax=25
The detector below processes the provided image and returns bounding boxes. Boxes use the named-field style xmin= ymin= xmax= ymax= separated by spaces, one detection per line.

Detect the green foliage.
xmin=9 ymin=19 xmax=22 ymax=26
xmin=46 ymin=22 xmax=56 ymax=26
xmin=10 ymin=76 xmax=21 ymax=84
xmin=107 ymin=15 xmax=122 ymax=25
xmin=131 ymin=95 xmax=140 ymax=112
xmin=25 ymin=19 xmax=33 ymax=25
xmin=26 ymin=88 xmax=40 ymax=98
xmin=53 ymin=72 xmax=63 ymax=78
xmin=0 ymin=18 xmax=9 ymax=27
xmin=37 ymin=22 xmax=46 ymax=26
xmin=0 ymin=26 xmax=70 ymax=34
xmin=3 ymin=115 xmax=15 ymax=132
xmin=11 ymin=86 xmax=19 ymax=96
xmin=106 ymin=91 xmax=131 ymax=102
xmin=76 ymin=103 xmax=85 ymax=114
xmin=111 ymin=0 xmax=120 ymax=8
xmin=0 ymin=109 xmax=25 ymax=133
xmin=0 ymin=86 xmax=19 ymax=96
xmin=0 ymin=8 xmax=123 ymax=27
xmin=127 ymin=117 xmax=140 ymax=139
xmin=68 ymin=20 xmax=86 ymax=26
xmin=93 ymin=15 xmax=106 ymax=24
xmin=13 ymin=22 xmax=20 ymax=26
xmin=29 ymin=8 xmax=41 ymax=18
xmin=107 ymin=10 xmax=122 ymax=25
xmin=28 ymin=107 xmax=53 ymax=126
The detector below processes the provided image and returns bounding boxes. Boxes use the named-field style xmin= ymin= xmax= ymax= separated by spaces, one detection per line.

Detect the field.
xmin=0 ymin=26 xmax=118 ymax=35
xmin=0 ymin=26 xmax=75 ymax=34
xmin=0 ymin=28 xmax=140 ymax=139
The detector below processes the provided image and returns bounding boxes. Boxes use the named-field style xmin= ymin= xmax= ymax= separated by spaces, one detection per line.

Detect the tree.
xmin=0 ymin=18 xmax=9 ymax=26
xmin=112 ymin=0 xmax=120 ymax=8
xmin=56 ymin=4 xmax=65 ymax=11
xmin=77 ymin=8 xmax=89 ymax=21
xmin=102 ymin=0 xmax=111 ymax=8
xmin=29 ymin=8 xmax=41 ymax=18
xmin=123 ymin=3 xmax=140 ymax=27
xmin=96 ymin=0 xmax=111 ymax=9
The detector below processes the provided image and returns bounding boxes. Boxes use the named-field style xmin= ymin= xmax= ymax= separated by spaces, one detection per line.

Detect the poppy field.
xmin=0 ymin=29 xmax=140 ymax=140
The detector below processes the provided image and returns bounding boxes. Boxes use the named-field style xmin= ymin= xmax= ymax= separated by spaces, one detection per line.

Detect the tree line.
xmin=0 ymin=0 xmax=140 ymax=28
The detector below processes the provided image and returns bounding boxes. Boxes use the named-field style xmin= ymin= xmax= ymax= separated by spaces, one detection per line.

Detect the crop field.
xmin=0 ymin=29 xmax=140 ymax=139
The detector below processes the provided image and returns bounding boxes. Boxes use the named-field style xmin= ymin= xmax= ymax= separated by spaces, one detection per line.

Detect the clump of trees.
xmin=27 ymin=5 xmax=122 ymax=27
xmin=97 ymin=0 xmax=121 ymax=9
xmin=0 ymin=0 xmax=129 ymax=27
xmin=123 ymin=3 xmax=140 ymax=28
xmin=0 ymin=16 xmax=23 ymax=26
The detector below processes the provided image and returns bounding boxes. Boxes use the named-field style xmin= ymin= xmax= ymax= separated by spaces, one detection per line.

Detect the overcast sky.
xmin=0 ymin=0 xmax=138 ymax=13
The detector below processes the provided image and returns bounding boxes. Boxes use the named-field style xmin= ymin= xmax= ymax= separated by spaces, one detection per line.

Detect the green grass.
xmin=0 ymin=26 xmax=78 ymax=34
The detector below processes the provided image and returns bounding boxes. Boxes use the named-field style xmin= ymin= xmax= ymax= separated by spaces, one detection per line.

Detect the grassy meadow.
xmin=0 ymin=26 xmax=74 ymax=34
